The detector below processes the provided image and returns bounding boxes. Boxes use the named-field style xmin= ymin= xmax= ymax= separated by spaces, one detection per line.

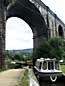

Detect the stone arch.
xmin=7 ymin=0 xmax=48 ymax=45
xmin=6 ymin=17 xmax=33 ymax=50
xmin=6 ymin=1 xmax=48 ymax=48
xmin=6 ymin=0 xmax=48 ymax=64
xmin=58 ymin=25 xmax=63 ymax=37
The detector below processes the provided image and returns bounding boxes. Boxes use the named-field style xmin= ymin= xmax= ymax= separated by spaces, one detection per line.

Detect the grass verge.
xmin=19 ymin=68 xmax=29 ymax=86
xmin=0 ymin=67 xmax=7 ymax=72
xmin=61 ymin=64 xmax=65 ymax=73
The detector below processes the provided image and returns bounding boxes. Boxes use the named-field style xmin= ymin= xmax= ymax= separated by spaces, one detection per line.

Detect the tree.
xmin=5 ymin=50 xmax=14 ymax=61
xmin=48 ymin=37 xmax=64 ymax=60
xmin=21 ymin=53 xmax=32 ymax=61
xmin=14 ymin=54 xmax=21 ymax=61
xmin=34 ymin=37 xmax=65 ymax=61
xmin=34 ymin=38 xmax=52 ymax=59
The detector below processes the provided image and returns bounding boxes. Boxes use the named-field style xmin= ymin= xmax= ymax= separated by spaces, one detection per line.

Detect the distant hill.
xmin=6 ymin=48 xmax=33 ymax=55
xmin=13 ymin=48 xmax=33 ymax=54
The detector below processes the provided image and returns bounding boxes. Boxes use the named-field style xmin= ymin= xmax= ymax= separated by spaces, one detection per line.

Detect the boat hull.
xmin=34 ymin=67 xmax=62 ymax=81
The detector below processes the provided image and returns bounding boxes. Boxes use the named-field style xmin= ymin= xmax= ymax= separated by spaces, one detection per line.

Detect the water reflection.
xmin=39 ymin=81 xmax=65 ymax=86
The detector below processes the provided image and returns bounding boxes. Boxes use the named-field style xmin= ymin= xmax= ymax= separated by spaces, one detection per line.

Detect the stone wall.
xmin=30 ymin=0 xmax=65 ymax=38
xmin=0 ymin=1 xmax=6 ymax=67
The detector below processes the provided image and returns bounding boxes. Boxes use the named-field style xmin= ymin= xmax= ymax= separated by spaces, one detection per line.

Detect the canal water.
xmin=39 ymin=81 xmax=65 ymax=86
xmin=39 ymin=75 xmax=65 ymax=86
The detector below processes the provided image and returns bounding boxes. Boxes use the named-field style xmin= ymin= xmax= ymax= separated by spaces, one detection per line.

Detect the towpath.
xmin=0 ymin=69 xmax=24 ymax=86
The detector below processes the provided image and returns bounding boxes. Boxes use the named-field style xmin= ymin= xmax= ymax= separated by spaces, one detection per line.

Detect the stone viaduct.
xmin=30 ymin=0 xmax=65 ymax=38
xmin=0 ymin=0 xmax=65 ymax=67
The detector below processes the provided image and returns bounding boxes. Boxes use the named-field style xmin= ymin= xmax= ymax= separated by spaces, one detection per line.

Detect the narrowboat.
xmin=34 ymin=58 xmax=62 ymax=82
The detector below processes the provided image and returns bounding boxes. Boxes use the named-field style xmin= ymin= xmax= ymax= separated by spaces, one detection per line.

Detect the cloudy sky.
xmin=6 ymin=0 xmax=65 ymax=50
xmin=6 ymin=17 xmax=33 ymax=50
xmin=41 ymin=0 xmax=65 ymax=23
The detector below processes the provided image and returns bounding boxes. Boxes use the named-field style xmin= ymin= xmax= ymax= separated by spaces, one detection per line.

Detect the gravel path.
xmin=0 ymin=69 xmax=24 ymax=86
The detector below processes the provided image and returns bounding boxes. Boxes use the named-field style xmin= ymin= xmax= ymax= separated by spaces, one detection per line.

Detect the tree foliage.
xmin=5 ymin=50 xmax=32 ymax=62
xmin=35 ymin=37 xmax=65 ymax=60
xmin=34 ymin=38 xmax=52 ymax=58
xmin=48 ymin=37 xmax=64 ymax=60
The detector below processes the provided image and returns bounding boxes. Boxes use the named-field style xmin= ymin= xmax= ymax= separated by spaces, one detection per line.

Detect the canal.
xmin=38 ymin=75 xmax=65 ymax=86
xmin=39 ymin=81 xmax=65 ymax=86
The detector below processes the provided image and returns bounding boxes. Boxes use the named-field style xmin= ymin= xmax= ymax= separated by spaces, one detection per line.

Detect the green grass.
xmin=0 ymin=67 xmax=7 ymax=72
xmin=61 ymin=64 xmax=65 ymax=73
xmin=19 ymin=68 xmax=29 ymax=86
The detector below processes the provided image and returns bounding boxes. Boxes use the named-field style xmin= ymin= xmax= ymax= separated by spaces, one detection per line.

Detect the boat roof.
xmin=37 ymin=58 xmax=56 ymax=62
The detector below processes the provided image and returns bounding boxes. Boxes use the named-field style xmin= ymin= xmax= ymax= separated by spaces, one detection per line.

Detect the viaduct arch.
xmin=6 ymin=0 xmax=48 ymax=64
xmin=0 ymin=0 xmax=65 ymax=67
xmin=58 ymin=25 xmax=63 ymax=37
xmin=0 ymin=0 xmax=48 ymax=67
xmin=7 ymin=0 xmax=48 ymax=47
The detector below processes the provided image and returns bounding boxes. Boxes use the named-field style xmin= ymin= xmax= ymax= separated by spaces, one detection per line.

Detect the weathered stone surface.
xmin=0 ymin=0 xmax=6 ymax=67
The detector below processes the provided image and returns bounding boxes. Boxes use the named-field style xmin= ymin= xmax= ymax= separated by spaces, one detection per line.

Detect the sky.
xmin=6 ymin=17 xmax=33 ymax=50
xmin=6 ymin=0 xmax=65 ymax=50
xmin=41 ymin=0 xmax=65 ymax=23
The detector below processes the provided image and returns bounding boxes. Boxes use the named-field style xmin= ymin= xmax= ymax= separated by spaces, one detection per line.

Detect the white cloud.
xmin=6 ymin=17 xmax=33 ymax=50
xmin=41 ymin=0 xmax=65 ymax=23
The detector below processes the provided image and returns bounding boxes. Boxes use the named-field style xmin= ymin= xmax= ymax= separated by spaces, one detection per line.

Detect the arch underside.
xmin=7 ymin=1 xmax=48 ymax=35
xmin=6 ymin=0 xmax=48 ymax=61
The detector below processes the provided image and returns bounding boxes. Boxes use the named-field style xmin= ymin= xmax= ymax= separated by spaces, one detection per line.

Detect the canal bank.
xmin=29 ymin=69 xmax=40 ymax=86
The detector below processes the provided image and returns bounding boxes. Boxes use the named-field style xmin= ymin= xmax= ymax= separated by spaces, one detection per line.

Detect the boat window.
xmin=39 ymin=62 xmax=42 ymax=69
xmin=43 ymin=61 xmax=47 ymax=70
xmin=36 ymin=61 xmax=39 ymax=69
xmin=48 ymin=62 xmax=54 ymax=70
xmin=36 ymin=61 xmax=41 ymax=69
xmin=55 ymin=62 xmax=59 ymax=70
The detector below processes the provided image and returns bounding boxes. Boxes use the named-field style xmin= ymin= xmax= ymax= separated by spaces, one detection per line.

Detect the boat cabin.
xmin=35 ymin=58 xmax=62 ymax=72
xmin=34 ymin=58 xmax=62 ymax=82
